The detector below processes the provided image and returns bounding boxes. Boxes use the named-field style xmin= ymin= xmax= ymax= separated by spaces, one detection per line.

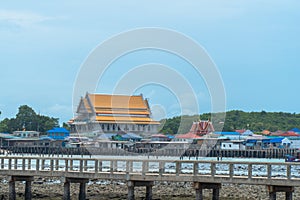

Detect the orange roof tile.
xmin=95 ymin=116 xmax=160 ymax=124
xmin=89 ymin=94 xmax=148 ymax=109
xmin=95 ymin=109 xmax=150 ymax=115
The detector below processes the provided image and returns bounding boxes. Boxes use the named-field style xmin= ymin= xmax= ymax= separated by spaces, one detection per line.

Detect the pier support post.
xmin=194 ymin=183 xmax=203 ymax=200
xmin=127 ymin=181 xmax=135 ymax=200
xmin=25 ymin=180 xmax=32 ymax=200
xmin=212 ymin=186 xmax=220 ymax=200
xmin=128 ymin=186 xmax=134 ymax=200
xmin=269 ymin=192 xmax=276 ymax=200
xmin=8 ymin=180 xmax=16 ymax=200
xmin=194 ymin=182 xmax=221 ymax=200
xmin=267 ymin=185 xmax=294 ymax=200
xmin=9 ymin=176 xmax=34 ymax=200
xmin=286 ymin=192 xmax=293 ymax=200
xmin=63 ymin=181 xmax=70 ymax=200
xmin=79 ymin=182 xmax=86 ymax=200
xmin=62 ymin=177 xmax=89 ymax=200
xmin=127 ymin=181 xmax=154 ymax=200
xmin=146 ymin=185 xmax=153 ymax=200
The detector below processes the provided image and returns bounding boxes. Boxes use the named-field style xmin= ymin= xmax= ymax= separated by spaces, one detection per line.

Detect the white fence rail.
xmin=1 ymin=156 xmax=300 ymax=186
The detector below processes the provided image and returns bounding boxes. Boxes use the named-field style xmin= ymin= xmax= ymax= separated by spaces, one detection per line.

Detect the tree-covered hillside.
xmin=0 ymin=105 xmax=59 ymax=133
xmin=159 ymin=110 xmax=300 ymax=134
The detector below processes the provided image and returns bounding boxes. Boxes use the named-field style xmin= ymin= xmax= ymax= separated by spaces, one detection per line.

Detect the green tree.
xmin=0 ymin=105 xmax=59 ymax=133
xmin=0 ymin=118 xmax=9 ymax=133
xmin=160 ymin=110 xmax=300 ymax=134
xmin=15 ymin=105 xmax=38 ymax=131
xmin=62 ymin=122 xmax=70 ymax=130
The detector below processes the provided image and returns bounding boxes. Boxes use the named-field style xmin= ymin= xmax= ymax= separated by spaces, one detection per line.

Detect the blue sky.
xmin=0 ymin=1 xmax=299 ymax=124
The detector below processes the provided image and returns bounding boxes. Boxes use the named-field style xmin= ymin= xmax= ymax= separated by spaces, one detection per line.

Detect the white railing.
xmin=1 ymin=156 xmax=300 ymax=185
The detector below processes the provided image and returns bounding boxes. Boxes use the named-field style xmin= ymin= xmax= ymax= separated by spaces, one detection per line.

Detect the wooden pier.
xmin=1 ymin=155 xmax=300 ymax=200
xmin=3 ymin=146 xmax=298 ymax=159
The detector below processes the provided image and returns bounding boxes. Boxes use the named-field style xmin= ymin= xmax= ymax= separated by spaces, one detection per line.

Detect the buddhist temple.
xmin=69 ymin=93 xmax=160 ymax=135
xmin=175 ymin=120 xmax=215 ymax=142
xmin=189 ymin=120 xmax=215 ymax=136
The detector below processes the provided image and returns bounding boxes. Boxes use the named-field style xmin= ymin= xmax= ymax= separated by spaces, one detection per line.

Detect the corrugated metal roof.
xmin=47 ymin=127 xmax=69 ymax=133
xmin=214 ymin=132 xmax=240 ymax=135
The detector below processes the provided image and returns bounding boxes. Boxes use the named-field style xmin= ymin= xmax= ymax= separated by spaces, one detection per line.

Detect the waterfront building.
xmin=214 ymin=131 xmax=241 ymax=140
xmin=220 ymin=140 xmax=245 ymax=150
xmin=46 ymin=127 xmax=70 ymax=140
xmin=151 ymin=134 xmax=170 ymax=141
xmin=13 ymin=131 xmax=40 ymax=138
xmin=69 ymin=93 xmax=160 ymax=136
xmin=175 ymin=132 xmax=201 ymax=143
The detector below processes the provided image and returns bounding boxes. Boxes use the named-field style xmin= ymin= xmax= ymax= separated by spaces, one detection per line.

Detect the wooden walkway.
xmin=0 ymin=155 xmax=299 ymax=200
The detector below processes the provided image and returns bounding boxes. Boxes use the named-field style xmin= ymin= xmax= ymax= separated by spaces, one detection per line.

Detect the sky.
xmin=0 ymin=1 xmax=299 ymax=125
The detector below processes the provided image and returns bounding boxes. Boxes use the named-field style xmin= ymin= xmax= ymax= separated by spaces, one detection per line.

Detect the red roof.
xmin=236 ymin=129 xmax=246 ymax=134
xmin=175 ymin=132 xmax=201 ymax=139
xmin=279 ymin=131 xmax=299 ymax=137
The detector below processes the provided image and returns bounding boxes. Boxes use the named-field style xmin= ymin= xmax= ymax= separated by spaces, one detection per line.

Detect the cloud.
xmin=0 ymin=9 xmax=57 ymax=29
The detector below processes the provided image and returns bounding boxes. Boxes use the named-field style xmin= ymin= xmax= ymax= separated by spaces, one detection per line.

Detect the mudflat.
xmin=0 ymin=176 xmax=299 ymax=199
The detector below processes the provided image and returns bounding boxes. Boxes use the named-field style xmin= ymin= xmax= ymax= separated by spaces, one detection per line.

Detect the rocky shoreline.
xmin=0 ymin=176 xmax=299 ymax=199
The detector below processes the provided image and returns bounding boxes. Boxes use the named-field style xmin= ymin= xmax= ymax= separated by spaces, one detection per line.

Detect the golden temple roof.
xmin=95 ymin=116 xmax=160 ymax=124
xmin=89 ymin=94 xmax=148 ymax=110
xmin=74 ymin=93 xmax=159 ymax=125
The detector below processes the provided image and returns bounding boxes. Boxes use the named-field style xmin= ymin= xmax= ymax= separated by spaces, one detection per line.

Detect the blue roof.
xmin=270 ymin=138 xmax=284 ymax=143
xmin=214 ymin=132 xmax=240 ymax=135
xmin=262 ymin=139 xmax=271 ymax=143
xmin=122 ymin=133 xmax=142 ymax=139
xmin=166 ymin=135 xmax=175 ymax=139
xmin=290 ymin=128 xmax=300 ymax=132
xmin=47 ymin=127 xmax=69 ymax=133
